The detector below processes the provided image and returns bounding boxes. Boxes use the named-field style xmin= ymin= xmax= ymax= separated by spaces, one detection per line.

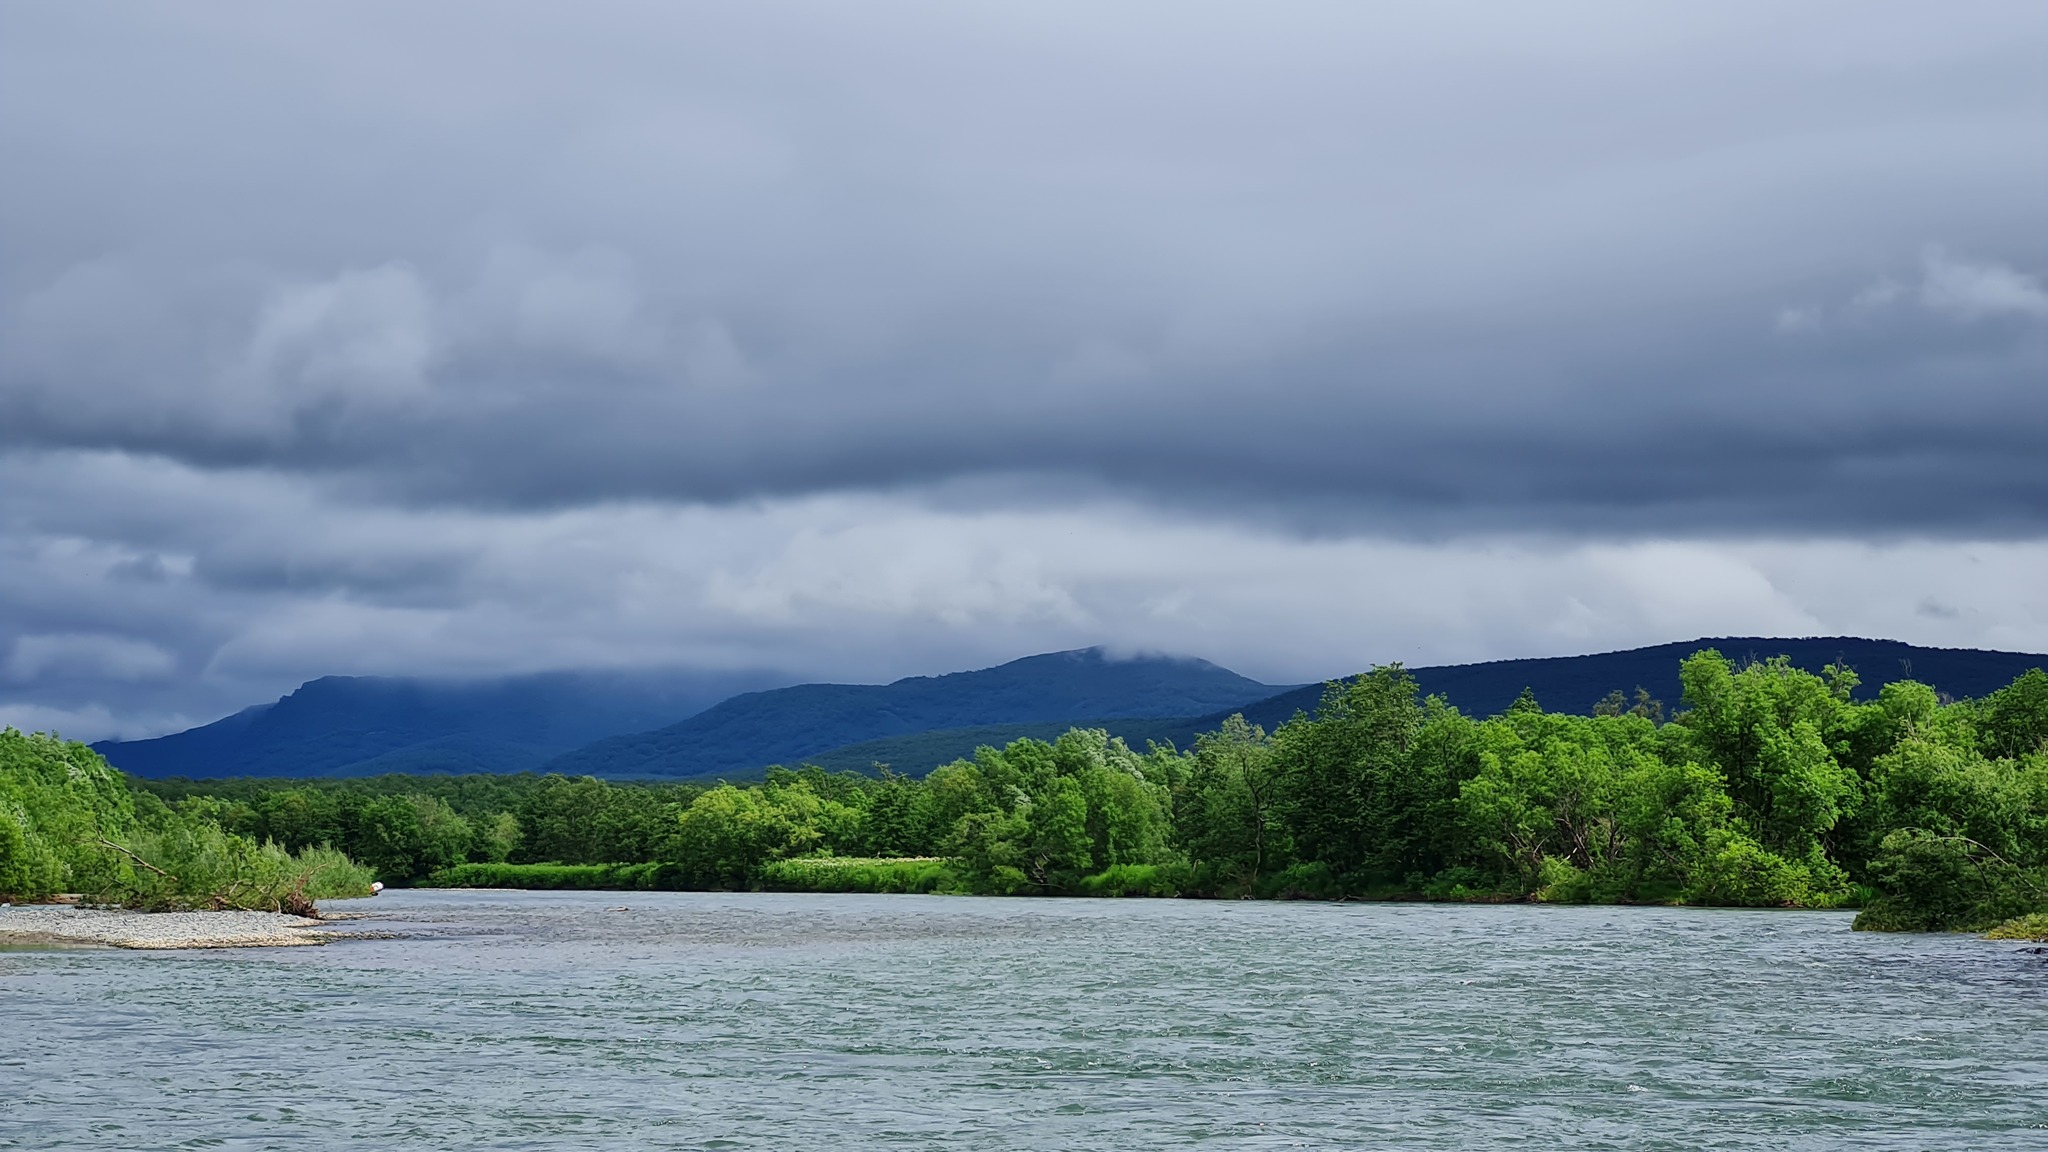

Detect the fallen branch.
xmin=95 ymin=838 xmax=178 ymax=881
xmin=1911 ymin=831 xmax=2043 ymax=894
xmin=278 ymin=876 xmax=319 ymax=919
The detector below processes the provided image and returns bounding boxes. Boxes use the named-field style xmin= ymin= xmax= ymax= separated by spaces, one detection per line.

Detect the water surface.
xmin=4 ymin=890 xmax=2044 ymax=1149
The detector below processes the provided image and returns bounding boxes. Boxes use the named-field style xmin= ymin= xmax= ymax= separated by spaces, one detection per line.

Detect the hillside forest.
xmin=8 ymin=650 xmax=2048 ymax=935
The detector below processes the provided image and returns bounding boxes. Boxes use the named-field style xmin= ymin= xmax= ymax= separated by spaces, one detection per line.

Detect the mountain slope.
xmin=92 ymin=636 xmax=2046 ymax=782
xmin=95 ymin=669 xmax=784 ymax=779
xmin=541 ymin=648 xmax=1282 ymax=779
xmin=1143 ymin=636 xmax=2048 ymax=754
xmin=791 ymin=718 xmax=1192 ymax=776
xmin=792 ymin=637 xmax=2048 ymax=778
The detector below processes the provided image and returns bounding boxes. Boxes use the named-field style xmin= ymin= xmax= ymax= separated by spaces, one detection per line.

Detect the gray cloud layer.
xmin=5 ymin=3 xmax=2043 ymax=531
xmin=3 ymin=3 xmax=2045 ymax=736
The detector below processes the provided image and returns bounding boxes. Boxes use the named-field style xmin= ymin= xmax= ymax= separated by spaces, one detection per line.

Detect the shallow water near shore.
xmin=3 ymin=891 xmax=2045 ymax=1150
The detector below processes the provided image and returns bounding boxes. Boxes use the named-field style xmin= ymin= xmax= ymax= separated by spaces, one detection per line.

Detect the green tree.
xmin=0 ymin=730 xmax=135 ymax=898
xmin=858 ymin=770 xmax=936 ymax=856
xmin=669 ymin=779 xmax=852 ymax=887
xmin=1023 ymin=776 xmax=1092 ymax=889
xmin=1271 ymin=666 xmax=1429 ymax=887
xmin=345 ymin=794 xmax=471 ymax=882
xmin=1981 ymin=669 xmax=2048 ymax=761
xmin=1676 ymin=653 xmax=1859 ymax=870
xmin=1177 ymin=715 xmax=1280 ymax=893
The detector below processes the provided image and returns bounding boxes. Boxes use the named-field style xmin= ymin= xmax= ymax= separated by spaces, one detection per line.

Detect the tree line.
xmin=2 ymin=729 xmax=371 ymax=912
xmin=9 ymin=648 xmax=2048 ymax=931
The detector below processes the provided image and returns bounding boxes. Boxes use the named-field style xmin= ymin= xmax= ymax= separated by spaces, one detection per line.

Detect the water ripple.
xmin=3 ymin=891 xmax=2045 ymax=1150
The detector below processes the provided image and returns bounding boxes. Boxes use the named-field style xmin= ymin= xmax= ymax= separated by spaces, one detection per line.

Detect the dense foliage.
xmin=144 ymin=773 xmax=705 ymax=882
xmin=2 ymin=729 xmax=136 ymax=899
xmin=124 ymin=652 xmax=2048 ymax=932
xmin=1 ymin=729 xmax=372 ymax=910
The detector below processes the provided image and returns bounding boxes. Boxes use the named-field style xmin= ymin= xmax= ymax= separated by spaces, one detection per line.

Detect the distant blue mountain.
xmin=1212 ymin=636 xmax=2048 ymax=738
xmin=540 ymin=648 xmax=1285 ymax=779
xmin=91 ymin=636 xmax=2047 ymax=783
xmin=787 ymin=637 xmax=2048 ymax=779
xmin=94 ymin=669 xmax=784 ymax=779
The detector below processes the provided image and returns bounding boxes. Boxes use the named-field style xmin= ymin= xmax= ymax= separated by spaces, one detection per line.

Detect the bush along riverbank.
xmin=418 ymin=856 xmax=960 ymax=893
xmin=2 ymin=729 xmax=374 ymax=913
xmin=421 ymin=861 xmax=686 ymax=890
xmin=152 ymin=649 xmax=2048 ymax=934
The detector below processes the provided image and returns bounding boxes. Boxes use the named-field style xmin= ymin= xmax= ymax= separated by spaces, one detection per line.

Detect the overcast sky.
xmin=4 ymin=2 xmax=2046 ymax=740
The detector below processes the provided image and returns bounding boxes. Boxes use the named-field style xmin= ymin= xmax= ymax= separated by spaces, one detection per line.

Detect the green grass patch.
xmin=1077 ymin=862 xmax=1191 ymax=898
xmin=424 ymin=857 xmax=961 ymax=893
xmin=759 ymin=856 xmax=958 ymax=894
xmin=420 ymin=861 xmax=691 ymax=890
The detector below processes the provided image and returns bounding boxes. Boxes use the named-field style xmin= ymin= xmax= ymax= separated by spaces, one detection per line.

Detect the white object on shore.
xmin=370 ymin=882 xmax=385 ymax=894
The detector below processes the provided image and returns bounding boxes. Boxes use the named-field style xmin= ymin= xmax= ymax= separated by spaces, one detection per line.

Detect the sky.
xmin=4 ymin=2 xmax=2046 ymax=741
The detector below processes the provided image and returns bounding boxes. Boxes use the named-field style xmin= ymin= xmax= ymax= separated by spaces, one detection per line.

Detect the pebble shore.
xmin=0 ymin=904 xmax=334 ymax=949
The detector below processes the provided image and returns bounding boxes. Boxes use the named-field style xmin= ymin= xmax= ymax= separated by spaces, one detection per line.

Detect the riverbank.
xmin=0 ymin=904 xmax=340 ymax=949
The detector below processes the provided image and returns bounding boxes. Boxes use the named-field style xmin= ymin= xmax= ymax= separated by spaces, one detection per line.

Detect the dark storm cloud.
xmin=6 ymin=2 xmax=2048 ymax=741
xmin=2 ymin=2 xmax=2043 ymax=534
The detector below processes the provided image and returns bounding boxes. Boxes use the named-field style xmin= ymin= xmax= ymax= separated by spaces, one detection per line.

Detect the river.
xmin=3 ymin=890 xmax=2044 ymax=1149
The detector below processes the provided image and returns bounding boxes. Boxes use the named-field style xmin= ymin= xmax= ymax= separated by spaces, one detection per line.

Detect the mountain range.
xmin=793 ymin=636 xmax=2048 ymax=778
xmin=92 ymin=669 xmax=782 ymax=780
xmin=539 ymin=649 xmax=1284 ymax=779
xmin=94 ymin=637 xmax=2047 ymax=782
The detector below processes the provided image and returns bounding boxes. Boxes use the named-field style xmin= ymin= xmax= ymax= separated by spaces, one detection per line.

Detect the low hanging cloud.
xmin=1917 ymin=249 xmax=2048 ymax=321
xmin=6 ymin=633 xmax=179 ymax=684
xmin=5 ymin=451 xmax=2047 ymax=741
xmin=0 ymin=3 xmax=2045 ymax=735
xmin=1785 ymin=248 xmax=2048 ymax=331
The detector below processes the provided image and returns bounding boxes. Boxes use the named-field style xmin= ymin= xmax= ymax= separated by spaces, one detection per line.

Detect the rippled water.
xmin=4 ymin=891 xmax=2045 ymax=1149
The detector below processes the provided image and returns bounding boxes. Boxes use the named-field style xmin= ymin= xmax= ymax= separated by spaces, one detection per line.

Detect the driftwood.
xmin=92 ymin=837 xmax=322 ymax=917
xmin=277 ymin=877 xmax=320 ymax=919
xmin=95 ymin=838 xmax=177 ymax=880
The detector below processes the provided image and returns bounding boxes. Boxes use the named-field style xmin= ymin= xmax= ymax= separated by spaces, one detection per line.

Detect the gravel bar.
xmin=0 ymin=904 xmax=334 ymax=949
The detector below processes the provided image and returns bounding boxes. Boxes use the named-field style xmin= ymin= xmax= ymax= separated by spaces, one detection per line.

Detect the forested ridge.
xmin=10 ymin=648 xmax=2048 ymax=932
xmin=94 ymin=649 xmax=1280 ymax=781
xmin=94 ymin=638 xmax=2041 ymax=783
xmin=61 ymin=648 xmax=2041 ymax=936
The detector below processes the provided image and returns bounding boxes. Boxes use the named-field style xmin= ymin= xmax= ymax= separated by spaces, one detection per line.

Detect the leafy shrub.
xmin=0 ymin=730 xmax=136 ymax=900
xmin=760 ymin=855 xmax=957 ymax=894
xmin=420 ymin=857 xmax=961 ymax=894
xmin=1421 ymin=866 xmax=1508 ymax=901
xmin=607 ymin=862 xmax=692 ymax=889
xmin=102 ymin=816 xmax=374 ymax=912
xmin=0 ymin=800 xmax=65 ymax=901
xmin=422 ymin=862 xmax=660 ymax=889
xmin=1683 ymin=832 xmax=1849 ymax=908
xmin=1078 ymin=862 xmax=1191 ymax=898
xmin=1266 ymin=860 xmax=1343 ymax=900
xmin=1534 ymin=858 xmax=1593 ymax=903
xmin=1984 ymin=913 xmax=2048 ymax=941
xmin=1686 ymin=833 xmax=1804 ymax=906
xmin=980 ymin=865 xmax=1030 ymax=896
xmin=1852 ymin=829 xmax=2042 ymax=932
